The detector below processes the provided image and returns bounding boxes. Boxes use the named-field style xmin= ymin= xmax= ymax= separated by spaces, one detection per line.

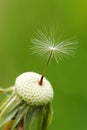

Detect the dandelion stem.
xmin=42 ymin=50 xmax=53 ymax=75
xmin=47 ymin=51 xmax=53 ymax=65
xmin=39 ymin=51 xmax=53 ymax=86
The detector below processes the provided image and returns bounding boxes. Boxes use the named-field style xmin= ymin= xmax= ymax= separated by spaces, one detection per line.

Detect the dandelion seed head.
xmin=15 ymin=72 xmax=53 ymax=105
xmin=0 ymin=27 xmax=78 ymax=130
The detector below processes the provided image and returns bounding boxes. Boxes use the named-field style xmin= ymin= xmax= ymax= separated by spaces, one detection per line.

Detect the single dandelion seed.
xmin=0 ymin=27 xmax=77 ymax=130
xmin=31 ymin=29 xmax=78 ymax=85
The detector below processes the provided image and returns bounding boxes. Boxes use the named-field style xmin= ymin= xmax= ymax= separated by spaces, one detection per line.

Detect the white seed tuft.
xmin=31 ymin=29 xmax=78 ymax=63
xmin=15 ymin=72 xmax=54 ymax=106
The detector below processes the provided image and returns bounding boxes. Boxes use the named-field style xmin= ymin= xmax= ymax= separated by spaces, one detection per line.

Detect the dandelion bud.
xmin=15 ymin=72 xmax=54 ymax=106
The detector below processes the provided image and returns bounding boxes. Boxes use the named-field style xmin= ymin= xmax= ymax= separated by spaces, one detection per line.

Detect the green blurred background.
xmin=0 ymin=0 xmax=87 ymax=130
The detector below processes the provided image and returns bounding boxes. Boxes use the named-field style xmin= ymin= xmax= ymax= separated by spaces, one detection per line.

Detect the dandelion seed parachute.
xmin=31 ymin=29 xmax=78 ymax=64
xmin=31 ymin=29 xmax=77 ymax=81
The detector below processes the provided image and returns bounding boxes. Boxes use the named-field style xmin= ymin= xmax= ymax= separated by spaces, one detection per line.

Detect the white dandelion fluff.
xmin=31 ymin=29 xmax=78 ymax=64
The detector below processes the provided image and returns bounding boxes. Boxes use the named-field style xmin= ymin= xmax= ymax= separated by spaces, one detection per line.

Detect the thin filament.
xmin=39 ymin=51 xmax=53 ymax=85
